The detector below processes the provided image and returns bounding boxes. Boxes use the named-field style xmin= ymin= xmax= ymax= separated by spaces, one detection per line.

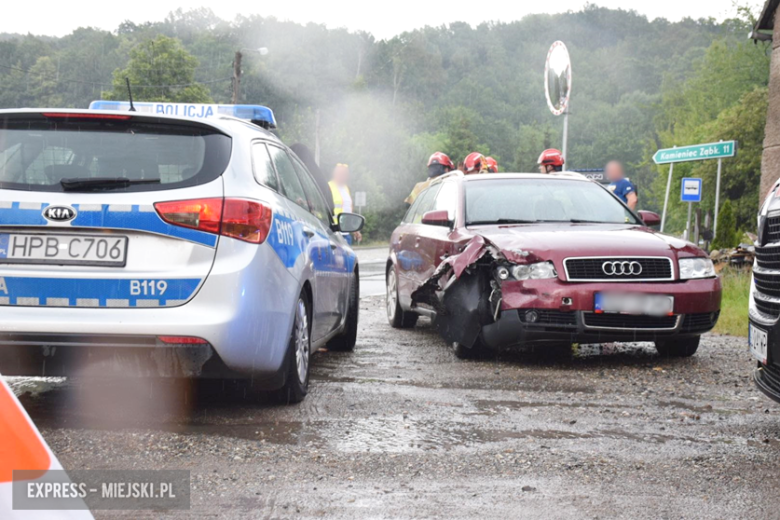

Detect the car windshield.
xmin=465 ymin=177 xmax=639 ymax=226
xmin=0 ymin=117 xmax=232 ymax=192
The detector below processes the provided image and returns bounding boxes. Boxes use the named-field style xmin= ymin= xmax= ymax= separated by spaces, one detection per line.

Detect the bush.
xmin=712 ymin=200 xmax=739 ymax=250
xmin=361 ymin=206 xmax=408 ymax=243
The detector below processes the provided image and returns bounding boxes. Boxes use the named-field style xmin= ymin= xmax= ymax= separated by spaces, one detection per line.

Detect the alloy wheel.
xmin=294 ymin=298 xmax=310 ymax=384
xmin=386 ymin=269 xmax=398 ymax=321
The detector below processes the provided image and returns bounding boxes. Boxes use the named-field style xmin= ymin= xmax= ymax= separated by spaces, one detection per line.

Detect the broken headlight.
xmin=678 ymin=257 xmax=715 ymax=280
xmin=507 ymin=261 xmax=557 ymax=280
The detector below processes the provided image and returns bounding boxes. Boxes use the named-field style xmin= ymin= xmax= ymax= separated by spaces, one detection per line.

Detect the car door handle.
xmin=330 ymin=244 xmax=338 ymax=250
xmin=302 ymin=227 xmax=315 ymax=238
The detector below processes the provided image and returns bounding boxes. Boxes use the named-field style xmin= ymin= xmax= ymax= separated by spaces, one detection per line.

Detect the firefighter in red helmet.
xmin=485 ymin=156 xmax=498 ymax=173
xmin=463 ymin=152 xmax=487 ymax=175
xmin=538 ymin=148 xmax=565 ymax=173
xmin=405 ymin=152 xmax=456 ymax=205
xmin=427 ymin=152 xmax=455 ymax=177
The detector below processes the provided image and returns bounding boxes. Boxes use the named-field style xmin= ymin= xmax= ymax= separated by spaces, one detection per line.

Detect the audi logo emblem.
xmin=602 ymin=261 xmax=643 ymax=276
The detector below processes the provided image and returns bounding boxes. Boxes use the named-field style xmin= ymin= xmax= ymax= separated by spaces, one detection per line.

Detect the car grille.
xmin=755 ymin=297 xmax=780 ymax=319
xmin=755 ymin=245 xmax=780 ymax=270
xmin=754 ymin=227 xmax=780 ymax=318
xmin=564 ymin=257 xmax=673 ymax=281
xmin=754 ymin=270 xmax=780 ymax=299
xmin=754 ymin=218 xmax=780 ymax=320
xmin=766 ymin=216 xmax=780 ymax=244
xmin=583 ymin=313 xmax=679 ymax=330
xmin=680 ymin=312 xmax=719 ymax=333
xmin=518 ymin=309 xmax=577 ymax=326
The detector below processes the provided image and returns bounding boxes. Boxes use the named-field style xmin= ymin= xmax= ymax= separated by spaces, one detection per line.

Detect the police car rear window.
xmin=0 ymin=118 xmax=231 ymax=193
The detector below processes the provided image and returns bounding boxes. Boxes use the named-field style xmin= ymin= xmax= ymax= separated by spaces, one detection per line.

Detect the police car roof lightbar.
xmin=88 ymin=100 xmax=277 ymax=129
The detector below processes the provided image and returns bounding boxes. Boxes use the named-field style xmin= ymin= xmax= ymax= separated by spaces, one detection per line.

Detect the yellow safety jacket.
xmin=405 ymin=179 xmax=432 ymax=205
xmin=328 ymin=181 xmax=351 ymax=223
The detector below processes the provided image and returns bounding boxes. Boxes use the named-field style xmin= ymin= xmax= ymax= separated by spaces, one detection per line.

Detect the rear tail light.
xmin=158 ymin=336 xmax=208 ymax=344
xmin=221 ymin=199 xmax=273 ymax=244
xmin=154 ymin=198 xmax=223 ymax=234
xmin=154 ymin=198 xmax=273 ymax=244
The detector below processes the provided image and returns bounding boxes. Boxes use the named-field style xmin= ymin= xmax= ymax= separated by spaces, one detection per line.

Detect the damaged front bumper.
xmin=480 ymin=307 xmax=719 ymax=349
xmin=411 ymin=235 xmax=721 ymax=350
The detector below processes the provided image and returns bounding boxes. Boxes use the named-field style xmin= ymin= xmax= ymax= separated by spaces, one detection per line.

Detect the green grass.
xmin=713 ymin=268 xmax=751 ymax=337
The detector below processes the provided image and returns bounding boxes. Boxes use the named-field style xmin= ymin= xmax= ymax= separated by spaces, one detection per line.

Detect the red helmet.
xmin=427 ymin=151 xmax=454 ymax=169
xmin=485 ymin=156 xmax=498 ymax=173
xmin=464 ymin=152 xmax=486 ymax=174
xmin=537 ymin=149 xmax=565 ymax=168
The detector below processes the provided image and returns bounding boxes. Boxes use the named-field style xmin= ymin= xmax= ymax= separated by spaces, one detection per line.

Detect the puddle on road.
xmin=333 ymin=416 xmax=526 ymax=452
xmin=329 ymin=416 xmax=692 ymax=453
xmin=182 ymin=420 xmax=324 ymax=445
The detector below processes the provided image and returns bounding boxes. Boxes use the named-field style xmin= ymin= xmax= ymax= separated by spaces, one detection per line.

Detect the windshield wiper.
xmin=60 ymin=177 xmax=161 ymax=191
xmin=564 ymin=219 xmax=637 ymax=224
xmin=468 ymin=219 xmax=539 ymax=225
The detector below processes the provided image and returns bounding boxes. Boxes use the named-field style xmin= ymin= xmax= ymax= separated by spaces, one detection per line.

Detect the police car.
xmin=0 ymin=101 xmax=364 ymax=403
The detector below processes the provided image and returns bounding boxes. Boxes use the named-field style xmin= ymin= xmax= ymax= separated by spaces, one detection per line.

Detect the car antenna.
xmin=125 ymin=77 xmax=136 ymax=112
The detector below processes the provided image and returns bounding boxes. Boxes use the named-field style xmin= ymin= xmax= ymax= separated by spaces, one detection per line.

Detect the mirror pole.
xmin=562 ymin=103 xmax=570 ymax=163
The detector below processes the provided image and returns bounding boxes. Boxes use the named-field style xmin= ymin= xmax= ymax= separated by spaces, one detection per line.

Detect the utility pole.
xmin=660 ymin=147 xmax=676 ymax=233
xmin=713 ymin=141 xmax=723 ymax=240
xmin=231 ymin=51 xmax=243 ymax=104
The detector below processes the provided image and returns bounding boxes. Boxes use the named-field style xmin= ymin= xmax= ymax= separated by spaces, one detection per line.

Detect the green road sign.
xmin=653 ymin=141 xmax=736 ymax=165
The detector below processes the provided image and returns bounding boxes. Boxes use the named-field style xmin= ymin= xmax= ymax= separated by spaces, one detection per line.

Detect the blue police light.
xmin=88 ymin=100 xmax=277 ymax=129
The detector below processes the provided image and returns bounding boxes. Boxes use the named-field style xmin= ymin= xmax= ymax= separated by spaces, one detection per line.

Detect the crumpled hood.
xmin=469 ymin=223 xmax=700 ymax=263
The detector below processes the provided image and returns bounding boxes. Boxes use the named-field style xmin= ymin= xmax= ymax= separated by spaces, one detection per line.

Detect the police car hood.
xmin=469 ymin=223 xmax=703 ymax=261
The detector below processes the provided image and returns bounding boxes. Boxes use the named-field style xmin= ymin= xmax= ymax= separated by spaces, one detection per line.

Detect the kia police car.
xmin=0 ymin=102 xmax=364 ymax=403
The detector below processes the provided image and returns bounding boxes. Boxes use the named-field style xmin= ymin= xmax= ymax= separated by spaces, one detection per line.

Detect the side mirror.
xmin=638 ymin=210 xmax=661 ymax=227
xmin=337 ymin=212 xmax=365 ymax=233
xmin=421 ymin=210 xmax=451 ymax=227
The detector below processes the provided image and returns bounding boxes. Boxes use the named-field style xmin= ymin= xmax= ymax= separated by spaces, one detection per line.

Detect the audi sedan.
xmin=0 ymin=103 xmax=363 ymax=403
xmin=386 ymin=172 xmax=721 ymax=358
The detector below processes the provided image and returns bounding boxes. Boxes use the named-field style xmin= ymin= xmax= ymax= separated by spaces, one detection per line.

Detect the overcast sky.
xmin=0 ymin=1 xmax=763 ymax=39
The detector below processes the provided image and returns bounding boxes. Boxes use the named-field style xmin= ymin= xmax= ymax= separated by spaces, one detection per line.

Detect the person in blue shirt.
xmin=605 ymin=161 xmax=637 ymax=210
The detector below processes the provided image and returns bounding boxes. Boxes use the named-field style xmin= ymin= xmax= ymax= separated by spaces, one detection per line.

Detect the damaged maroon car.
xmin=386 ymin=173 xmax=721 ymax=359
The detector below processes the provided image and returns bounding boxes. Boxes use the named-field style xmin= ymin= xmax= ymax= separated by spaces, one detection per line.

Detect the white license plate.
xmin=0 ymin=233 xmax=128 ymax=267
xmin=750 ymin=324 xmax=768 ymax=364
xmin=595 ymin=292 xmax=674 ymax=316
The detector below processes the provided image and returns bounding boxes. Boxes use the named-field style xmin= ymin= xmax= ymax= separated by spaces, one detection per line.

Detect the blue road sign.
xmin=681 ymin=178 xmax=702 ymax=203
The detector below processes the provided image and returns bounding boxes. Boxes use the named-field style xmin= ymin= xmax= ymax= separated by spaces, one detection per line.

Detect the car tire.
xmin=655 ymin=336 xmax=700 ymax=358
xmin=277 ymin=292 xmax=312 ymax=404
xmin=328 ymin=272 xmax=359 ymax=352
xmin=387 ymin=266 xmax=418 ymax=329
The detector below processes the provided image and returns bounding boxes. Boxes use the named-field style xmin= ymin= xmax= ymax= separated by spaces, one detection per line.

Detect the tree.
xmin=105 ymin=35 xmax=212 ymax=103
xmin=650 ymin=13 xmax=770 ymax=233
xmin=27 ymin=56 xmax=62 ymax=107
xmin=0 ymin=5 xmax=767 ymax=241
xmin=712 ymin=199 xmax=739 ymax=250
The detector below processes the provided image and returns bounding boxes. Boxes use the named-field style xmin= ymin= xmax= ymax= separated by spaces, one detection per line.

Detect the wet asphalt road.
xmin=355 ymin=246 xmax=388 ymax=297
xmin=10 ymin=291 xmax=780 ymax=519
